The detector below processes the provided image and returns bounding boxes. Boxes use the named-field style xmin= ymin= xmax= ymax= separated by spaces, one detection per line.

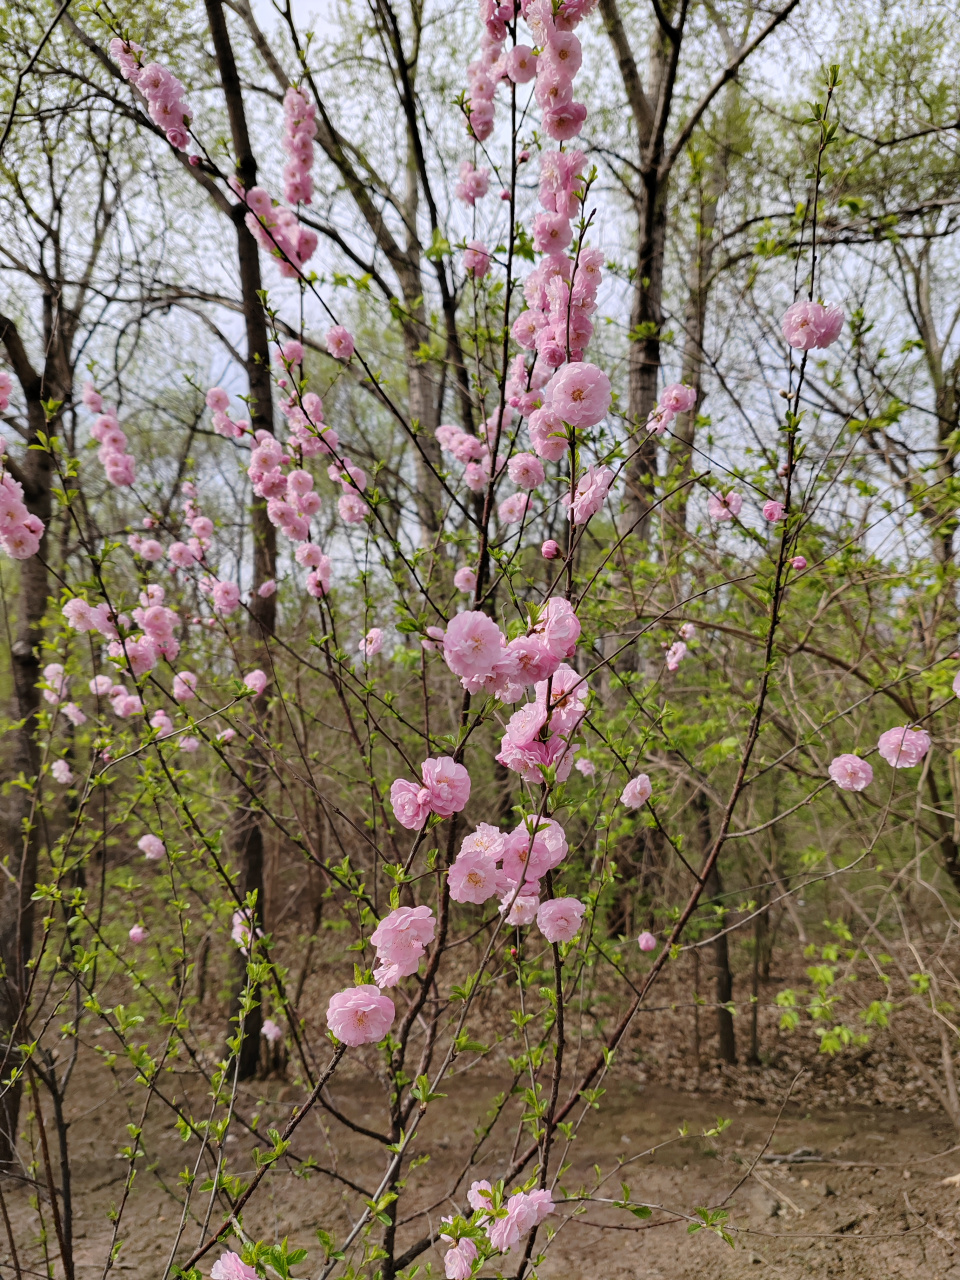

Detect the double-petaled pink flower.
xmin=326 ymin=985 xmax=395 ymax=1046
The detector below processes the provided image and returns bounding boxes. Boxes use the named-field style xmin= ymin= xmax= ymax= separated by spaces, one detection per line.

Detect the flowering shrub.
xmin=2 ymin=2 xmax=960 ymax=1278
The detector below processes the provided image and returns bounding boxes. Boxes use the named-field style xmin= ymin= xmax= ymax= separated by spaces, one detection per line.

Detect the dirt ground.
xmin=10 ymin=1059 xmax=960 ymax=1280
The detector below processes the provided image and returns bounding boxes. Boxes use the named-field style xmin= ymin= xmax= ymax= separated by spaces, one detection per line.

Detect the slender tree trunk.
xmin=694 ymin=792 xmax=736 ymax=1064
xmin=669 ymin=85 xmax=740 ymax=537
xmin=0 ymin=311 xmax=69 ymax=1167
xmin=204 ymin=0 xmax=275 ymax=1076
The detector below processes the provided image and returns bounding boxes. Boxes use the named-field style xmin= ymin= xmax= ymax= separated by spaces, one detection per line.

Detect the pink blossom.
xmin=500 ymin=891 xmax=540 ymax=926
xmin=358 ymin=627 xmax=383 ymax=658
xmin=138 ymin=834 xmax=165 ymax=860
xmin=707 ymin=492 xmax=742 ymax=522
xmin=507 ymin=453 xmax=545 ymax=489
xmin=140 ymin=539 xmax=164 ymax=561
xmin=370 ymin=905 xmax=435 ymax=987
xmin=500 ymin=816 xmax=568 ymax=886
xmin=62 ymin=702 xmax=86 ymax=727
xmin=172 ymin=671 xmax=198 ymax=702
xmin=277 ymin=339 xmax=304 ymax=367
xmin=306 ymin=556 xmax=332 ymax=597
xmin=210 ymin=1252 xmax=259 ymax=1280
xmin=679 ymin=622 xmax=695 ymax=640
xmin=180 ymin=736 xmax=200 ymax=752
xmin=763 ymin=500 xmax=785 ymax=522
xmin=645 ymin=406 xmax=674 ymax=436
xmin=261 ymin=1018 xmax=283 ymax=1044
xmin=89 ymin=675 xmax=113 ymax=696
xmin=789 ymin=556 xmax=807 ymax=570
xmin=468 ymin=1179 xmax=494 ymax=1214
xmin=231 ymin=909 xmax=262 ymax=950
xmin=448 ymin=848 xmax=503 ymax=903
xmin=191 ymin=516 xmax=214 ymax=539
xmin=486 ymin=1188 xmax=554 ymax=1252
xmin=455 ymin=161 xmax=490 ymax=205
xmin=244 ymin=669 xmax=269 ymax=696
xmin=326 ymin=985 xmax=395 ymax=1046
xmin=828 ymin=754 xmax=873 ymax=791
xmin=212 ymin=581 xmax=241 ymax=615
xmin=528 ymin=406 xmax=568 ymax=461
xmin=537 ymin=896 xmax=584 ymax=943
xmin=463 ymin=462 xmax=488 ymax=492
xmin=390 ymin=778 xmax=432 ymax=829
xmin=954 ymin=670 xmax=960 ymax=699
xmin=637 ymin=931 xmax=657 ymax=952
xmin=562 ymin=464 xmax=614 ymax=525
xmin=339 ymin=492 xmax=368 ymax=524
xmin=498 ymin=492 xmax=533 ymax=525
xmin=51 ymin=760 xmax=73 ymax=785
xmin=42 ymin=662 xmax=67 ymax=704
xmin=665 ymin=641 xmax=687 ymax=671
xmin=464 ymin=241 xmax=491 ymax=278
xmin=206 ymin=387 xmax=230 ymax=412
xmin=660 ymin=383 xmax=696 ymax=414
xmin=454 ymin=566 xmax=477 ymax=593
xmin=460 ymin=822 xmax=505 ymax=860
xmin=542 ymin=539 xmax=561 ymax=559
xmin=877 ymin=726 xmax=931 ymax=768
xmin=168 ymin=541 xmax=200 ymax=569
xmin=575 ymin=757 xmax=595 ymax=777
xmin=620 ymin=774 xmax=651 ymax=808
xmin=326 ymin=325 xmax=355 ymax=360
xmin=505 ymin=44 xmax=538 ymax=81
xmin=499 ymin=634 xmax=560 ymax=686
xmin=443 ymin=611 xmax=504 ymax=682
xmin=128 ymin=924 xmax=148 ymax=945
xmin=443 ymin=1238 xmax=478 ymax=1280
xmin=535 ymin=598 xmax=581 ymax=660
xmin=421 ymin=757 xmax=471 ymax=816
xmin=543 ymin=100 xmax=587 ymax=140
xmin=532 ymin=213 xmax=572 ymax=255
xmin=258 ymin=579 xmax=277 ymax=597
xmin=780 ymin=300 xmax=844 ymax=351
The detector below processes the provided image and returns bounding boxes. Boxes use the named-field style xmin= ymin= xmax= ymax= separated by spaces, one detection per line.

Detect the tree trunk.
xmin=0 ymin=312 xmax=68 ymax=1167
xmin=694 ymin=791 xmax=736 ymax=1064
xmin=203 ymin=0 xmax=276 ymax=1075
xmin=669 ymin=85 xmax=740 ymax=537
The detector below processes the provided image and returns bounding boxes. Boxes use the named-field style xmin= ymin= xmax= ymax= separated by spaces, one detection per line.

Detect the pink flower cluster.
xmin=240 ymin=183 xmax=318 ymax=279
xmin=0 ymin=370 xmax=11 ymax=412
xmin=390 ymin=756 xmax=472 ymax=829
xmin=485 ymin=1186 xmax=554 ymax=1252
xmin=326 ymin=984 xmax=395 ymax=1046
xmin=82 ymin=383 xmax=136 ymax=487
xmin=513 ymin=230 xmax=602 ymax=368
xmin=0 ymin=467 xmax=44 ymax=559
xmin=455 ymin=161 xmax=490 ymax=204
xmin=562 ymin=462 xmax=614 ymax=525
xmin=438 ymin=596 xmax=580 ymax=705
xmin=496 ymin=663 xmax=588 ymax=783
xmin=645 ymin=382 xmax=696 ymax=435
xmin=448 ymin=815 xmax=570 ymax=925
xmin=111 ymin=40 xmax=193 ymax=150
xmin=281 ymin=86 xmax=316 ymax=205
xmin=205 ymin=386 xmax=249 ymax=440
xmin=780 ymin=300 xmax=844 ymax=352
xmin=369 ymin=905 xmax=436 ymax=987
